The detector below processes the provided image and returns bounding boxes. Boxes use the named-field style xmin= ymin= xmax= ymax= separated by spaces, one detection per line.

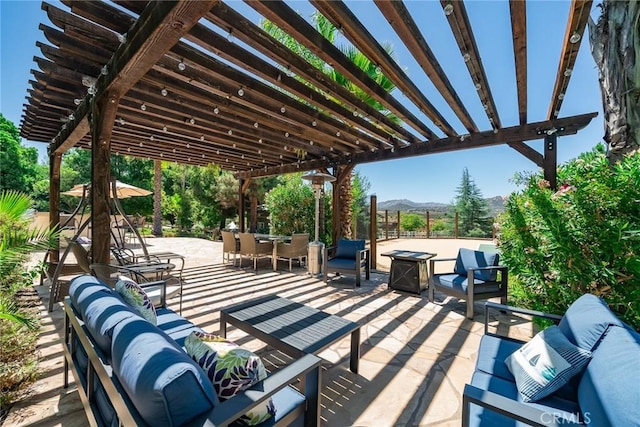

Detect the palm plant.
xmin=0 ymin=190 xmax=58 ymax=329
xmin=262 ymin=11 xmax=399 ymax=239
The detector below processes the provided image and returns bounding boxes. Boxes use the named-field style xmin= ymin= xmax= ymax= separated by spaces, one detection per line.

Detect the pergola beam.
xmin=236 ymin=112 xmax=597 ymax=179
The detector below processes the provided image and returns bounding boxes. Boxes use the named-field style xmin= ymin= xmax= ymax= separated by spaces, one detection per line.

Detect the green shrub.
xmin=496 ymin=145 xmax=640 ymax=330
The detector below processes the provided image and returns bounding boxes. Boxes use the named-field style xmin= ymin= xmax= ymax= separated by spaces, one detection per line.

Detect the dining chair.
xmin=275 ymin=233 xmax=309 ymax=271
xmin=238 ymin=232 xmax=273 ymax=270
xmin=221 ymin=230 xmax=240 ymax=266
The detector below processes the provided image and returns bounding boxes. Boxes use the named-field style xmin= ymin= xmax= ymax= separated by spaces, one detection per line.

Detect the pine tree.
xmin=454 ymin=168 xmax=490 ymax=236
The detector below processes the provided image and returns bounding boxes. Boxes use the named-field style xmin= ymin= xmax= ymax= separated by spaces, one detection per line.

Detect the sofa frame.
xmin=62 ymin=283 xmax=323 ymax=426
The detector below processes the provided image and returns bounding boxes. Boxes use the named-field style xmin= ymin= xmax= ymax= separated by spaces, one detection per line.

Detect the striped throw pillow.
xmin=505 ymin=325 xmax=592 ymax=402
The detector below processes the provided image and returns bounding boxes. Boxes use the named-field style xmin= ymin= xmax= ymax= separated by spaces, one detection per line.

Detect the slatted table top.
xmin=221 ymin=294 xmax=360 ymax=372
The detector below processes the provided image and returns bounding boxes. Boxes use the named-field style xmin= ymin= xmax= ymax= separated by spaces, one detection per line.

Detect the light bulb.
xmin=118 ymin=117 xmax=125 ymax=126
xmin=237 ymin=88 xmax=244 ymax=96
xmin=228 ymin=130 xmax=233 ymax=135
xmin=285 ymin=132 xmax=289 ymax=137
xmin=161 ymin=88 xmax=168 ymax=96
xmin=200 ymin=135 xmax=205 ymax=141
xmin=74 ymin=98 xmax=82 ymax=105
xmin=312 ymin=120 xmax=317 ymax=126
xmin=141 ymin=103 xmax=147 ymax=111
xmin=280 ymin=106 xmax=286 ymax=113
xmin=463 ymin=53 xmax=471 ymax=62
xmin=162 ymin=125 xmax=167 ymax=132
xmin=569 ymin=32 xmax=581 ymax=44
xmin=254 ymin=122 xmax=259 ymax=128
xmin=189 ymin=117 xmax=195 ymax=125
xmin=88 ymin=86 xmax=96 ymax=95
xmin=336 ymin=131 xmax=341 ymax=137
xmin=564 ymin=68 xmax=572 ymax=77
xmin=150 ymin=135 xmax=154 ymax=141
xmin=258 ymin=138 xmax=263 ymax=143
xmin=213 ymin=107 xmax=219 ymax=114
xmin=178 ymin=61 xmax=186 ymax=71
xmin=444 ymin=3 xmax=454 ymax=15
xmin=101 ymin=65 xmax=108 ymax=75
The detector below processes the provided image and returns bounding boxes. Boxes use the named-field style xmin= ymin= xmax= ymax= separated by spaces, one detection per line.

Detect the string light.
xmin=280 ymin=106 xmax=286 ymax=113
xmin=161 ymin=88 xmax=168 ymax=96
xmin=213 ymin=107 xmax=219 ymax=114
xmin=569 ymin=32 xmax=581 ymax=44
xmin=189 ymin=117 xmax=196 ymax=125
xmin=140 ymin=103 xmax=147 ymax=111
xmin=237 ymin=88 xmax=244 ymax=96
xmin=178 ymin=61 xmax=186 ymax=71
xmin=444 ymin=3 xmax=454 ymax=15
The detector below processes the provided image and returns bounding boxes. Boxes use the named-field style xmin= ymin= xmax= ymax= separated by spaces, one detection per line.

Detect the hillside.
xmin=378 ymin=197 xmax=506 ymax=215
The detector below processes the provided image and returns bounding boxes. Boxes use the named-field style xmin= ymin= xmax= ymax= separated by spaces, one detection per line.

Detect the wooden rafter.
xmin=510 ymin=0 xmax=527 ymax=125
xmin=246 ymin=0 xmax=438 ymax=140
xmin=311 ymin=0 xmax=456 ymax=137
xmin=440 ymin=0 xmax=500 ymax=130
xmin=547 ymin=0 xmax=593 ymax=119
xmin=50 ymin=0 xmax=220 ymax=154
xmin=376 ymin=0 xmax=478 ymax=133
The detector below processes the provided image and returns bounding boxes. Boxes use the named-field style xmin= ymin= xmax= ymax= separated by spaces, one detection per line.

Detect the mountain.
xmin=378 ymin=197 xmax=506 ymax=215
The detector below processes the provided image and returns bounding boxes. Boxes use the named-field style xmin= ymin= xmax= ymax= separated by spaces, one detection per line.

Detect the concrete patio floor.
xmin=5 ymin=237 xmax=536 ymax=426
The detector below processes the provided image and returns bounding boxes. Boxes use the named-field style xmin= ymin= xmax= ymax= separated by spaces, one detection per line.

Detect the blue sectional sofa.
xmin=463 ymin=294 xmax=640 ymax=426
xmin=62 ymin=275 xmax=323 ymax=427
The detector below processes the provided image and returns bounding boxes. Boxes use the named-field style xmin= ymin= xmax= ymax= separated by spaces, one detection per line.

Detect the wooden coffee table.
xmin=220 ymin=294 xmax=361 ymax=373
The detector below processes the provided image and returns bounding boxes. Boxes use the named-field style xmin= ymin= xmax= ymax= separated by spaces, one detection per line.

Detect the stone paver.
xmin=5 ymin=237 xmax=534 ymax=426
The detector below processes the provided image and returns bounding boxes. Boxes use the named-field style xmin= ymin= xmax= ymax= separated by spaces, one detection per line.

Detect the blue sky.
xmin=1 ymin=1 xmax=604 ymax=203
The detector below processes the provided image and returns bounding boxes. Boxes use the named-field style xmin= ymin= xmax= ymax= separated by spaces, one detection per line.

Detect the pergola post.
xmin=48 ymin=153 xmax=62 ymax=265
xmin=369 ymin=195 xmax=377 ymax=269
xmin=91 ymin=92 xmax=120 ymax=265
xmin=544 ymin=133 xmax=558 ymax=190
xmin=238 ymin=178 xmax=246 ymax=232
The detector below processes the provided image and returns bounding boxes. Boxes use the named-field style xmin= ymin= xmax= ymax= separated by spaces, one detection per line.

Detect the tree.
xmin=589 ymin=1 xmax=640 ymax=162
xmin=264 ymin=174 xmax=315 ymax=237
xmin=351 ymin=169 xmax=371 ymax=238
xmin=0 ymin=114 xmax=39 ymax=193
xmin=454 ymin=168 xmax=491 ymax=237
xmin=401 ymin=213 xmax=427 ymax=232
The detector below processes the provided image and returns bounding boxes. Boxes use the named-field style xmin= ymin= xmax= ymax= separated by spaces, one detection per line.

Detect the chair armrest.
xmin=206 ymin=353 xmax=323 ymax=425
xmin=483 ymin=301 xmax=563 ymax=335
xmin=429 ymin=257 xmax=457 ymax=275
xmin=138 ymin=280 xmax=169 ymax=308
xmin=462 ymin=384 xmax=583 ymax=427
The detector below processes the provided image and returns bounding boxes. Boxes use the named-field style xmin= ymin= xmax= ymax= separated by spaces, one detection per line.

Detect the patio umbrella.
xmin=62 ymin=180 xmax=152 ymax=199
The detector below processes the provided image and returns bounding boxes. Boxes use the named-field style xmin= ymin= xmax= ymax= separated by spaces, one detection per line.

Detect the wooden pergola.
xmin=20 ymin=0 xmax=597 ymax=265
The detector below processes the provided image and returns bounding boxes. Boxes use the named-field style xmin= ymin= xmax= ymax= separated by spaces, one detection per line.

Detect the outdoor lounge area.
xmin=7 ymin=237 xmax=540 ymax=426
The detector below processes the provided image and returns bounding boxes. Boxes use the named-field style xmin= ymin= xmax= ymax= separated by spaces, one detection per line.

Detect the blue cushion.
xmin=558 ymin=294 xmax=625 ymax=351
xmin=80 ymin=288 xmax=139 ymax=358
xmin=69 ymin=274 xmax=112 ymax=320
xmin=474 ymin=334 xmax=521 ymax=381
xmin=467 ymin=371 xmax=583 ymax=427
xmin=454 ymin=249 xmax=500 ymax=281
xmin=505 ymin=326 xmax=591 ymax=403
xmin=432 ymin=274 xmax=502 ymax=294
xmin=110 ymin=316 xmax=218 ymax=426
xmin=259 ymin=385 xmax=305 ymax=426
xmin=334 ymin=239 xmax=365 ymax=259
xmin=327 ymin=257 xmax=359 ymax=270
xmin=577 ymin=326 xmax=640 ymax=427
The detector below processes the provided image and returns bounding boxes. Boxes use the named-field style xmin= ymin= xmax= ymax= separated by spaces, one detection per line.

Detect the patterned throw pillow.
xmin=185 ymin=331 xmax=275 ymax=425
xmin=505 ymin=325 xmax=592 ymax=402
xmin=114 ymin=276 xmax=157 ymax=325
